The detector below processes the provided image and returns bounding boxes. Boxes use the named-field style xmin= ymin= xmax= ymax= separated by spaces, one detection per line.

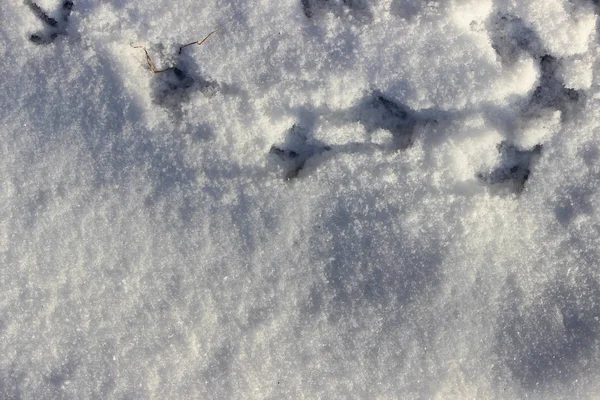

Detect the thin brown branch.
xmin=178 ymin=27 xmax=223 ymax=55
xmin=130 ymin=43 xmax=171 ymax=74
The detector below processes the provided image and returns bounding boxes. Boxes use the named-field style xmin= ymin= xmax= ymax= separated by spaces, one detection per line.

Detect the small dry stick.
xmin=130 ymin=43 xmax=172 ymax=73
xmin=178 ymin=27 xmax=222 ymax=54
xmin=131 ymin=28 xmax=222 ymax=73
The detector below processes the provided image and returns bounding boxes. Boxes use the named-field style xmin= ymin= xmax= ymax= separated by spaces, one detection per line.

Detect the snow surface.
xmin=1 ymin=0 xmax=600 ymax=398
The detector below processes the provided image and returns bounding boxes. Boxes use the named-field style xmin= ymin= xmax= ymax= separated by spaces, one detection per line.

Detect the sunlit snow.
xmin=1 ymin=0 xmax=600 ymax=398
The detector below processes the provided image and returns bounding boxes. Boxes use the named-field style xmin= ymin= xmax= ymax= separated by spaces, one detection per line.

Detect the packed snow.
xmin=1 ymin=0 xmax=600 ymax=398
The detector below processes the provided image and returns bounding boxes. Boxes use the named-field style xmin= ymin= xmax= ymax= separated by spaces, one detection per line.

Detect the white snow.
xmin=1 ymin=0 xmax=600 ymax=398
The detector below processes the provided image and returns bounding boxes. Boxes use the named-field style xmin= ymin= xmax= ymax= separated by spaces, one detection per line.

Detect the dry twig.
xmin=178 ymin=27 xmax=222 ymax=54
xmin=130 ymin=43 xmax=171 ymax=73
xmin=131 ymin=28 xmax=222 ymax=74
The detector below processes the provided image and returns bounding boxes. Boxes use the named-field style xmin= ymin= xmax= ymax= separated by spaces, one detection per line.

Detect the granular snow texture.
xmin=1 ymin=0 xmax=600 ymax=398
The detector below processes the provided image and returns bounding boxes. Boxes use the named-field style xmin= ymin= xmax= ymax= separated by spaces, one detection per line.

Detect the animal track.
xmin=132 ymin=43 xmax=219 ymax=119
xmin=527 ymin=55 xmax=582 ymax=119
xmin=488 ymin=13 xmax=543 ymax=65
xmin=488 ymin=13 xmax=583 ymax=119
xmin=301 ymin=0 xmax=372 ymax=25
xmin=479 ymin=13 xmax=585 ymax=194
xmin=269 ymin=124 xmax=332 ymax=179
xmin=477 ymin=141 xmax=542 ymax=194
xmin=151 ymin=59 xmax=219 ymax=120
xmin=269 ymin=92 xmax=440 ymax=179
xmin=132 ymin=31 xmax=226 ymax=120
xmin=25 ymin=0 xmax=73 ymax=45
xmin=355 ymin=92 xmax=421 ymax=150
